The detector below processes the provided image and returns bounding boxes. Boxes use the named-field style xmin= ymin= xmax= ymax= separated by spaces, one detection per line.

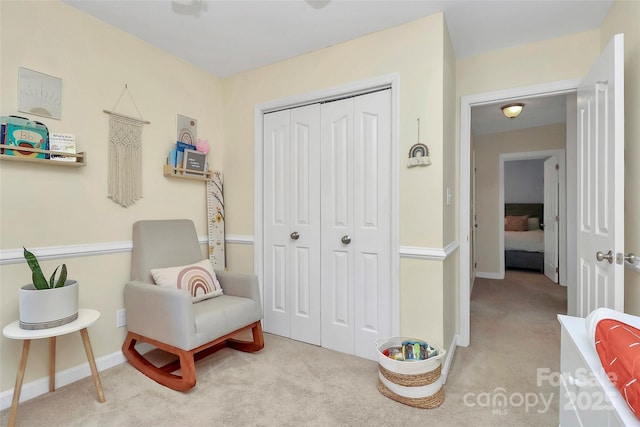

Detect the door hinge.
xmin=555 ymin=164 xmax=559 ymax=170
xmin=474 ymin=262 xmax=477 ymax=268
xmin=556 ymin=267 xmax=559 ymax=273
xmin=555 ymin=215 xmax=559 ymax=222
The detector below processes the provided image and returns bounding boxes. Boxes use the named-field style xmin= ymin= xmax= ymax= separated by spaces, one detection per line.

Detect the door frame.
xmin=254 ymin=73 xmax=401 ymax=337
xmin=459 ymin=79 xmax=579 ymax=346
xmin=499 ymin=150 xmax=566 ymax=282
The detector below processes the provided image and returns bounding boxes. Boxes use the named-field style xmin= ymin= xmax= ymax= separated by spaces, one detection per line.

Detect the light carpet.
xmin=1 ymin=270 xmax=566 ymax=426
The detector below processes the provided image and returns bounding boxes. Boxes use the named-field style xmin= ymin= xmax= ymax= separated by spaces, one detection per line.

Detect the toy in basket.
xmin=376 ymin=337 xmax=446 ymax=409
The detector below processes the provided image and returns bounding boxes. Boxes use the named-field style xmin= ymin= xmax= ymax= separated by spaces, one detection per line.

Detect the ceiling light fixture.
xmin=171 ymin=0 xmax=206 ymax=17
xmin=305 ymin=0 xmax=332 ymax=9
xmin=501 ymin=103 xmax=524 ymax=119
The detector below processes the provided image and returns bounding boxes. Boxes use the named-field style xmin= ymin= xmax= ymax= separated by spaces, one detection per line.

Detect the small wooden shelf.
xmin=0 ymin=144 xmax=86 ymax=167
xmin=163 ymin=163 xmax=212 ymax=181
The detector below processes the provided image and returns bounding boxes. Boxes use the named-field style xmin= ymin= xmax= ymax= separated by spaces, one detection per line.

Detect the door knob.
xmin=290 ymin=231 xmax=300 ymax=240
xmin=341 ymin=235 xmax=351 ymax=245
xmin=616 ymin=252 xmax=637 ymax=265
xmin=596 ymin=250 xmax=613 ymax=264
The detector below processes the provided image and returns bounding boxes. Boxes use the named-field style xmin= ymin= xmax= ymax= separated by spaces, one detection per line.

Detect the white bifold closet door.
xmin=320 ymin=91 xmax=392 ymax=360
xmin=263 ymin=104 xmax=322 ymax=346
xmin=263 ymin=89 xmax=391 ymax=360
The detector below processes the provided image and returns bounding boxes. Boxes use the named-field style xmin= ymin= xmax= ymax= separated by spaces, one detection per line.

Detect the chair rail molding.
xmin=399 ymin=241 xmax=459 ymax=261
xmin=2 ymin=238 xmax=460 ymax=265
xmin=0 ymin=235 xmax=258 ymax=265
xmin=0 ymin=242 xmax=133 ymax=265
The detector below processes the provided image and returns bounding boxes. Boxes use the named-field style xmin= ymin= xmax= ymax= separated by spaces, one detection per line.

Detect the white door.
xmin=320 ymin=90 xmax=392 ymax=361
xmin=263 ymin=104 xmax=321 ymax=345
xmin=472 ymin=149 xmax=477 ymax=281
xmin=544 ymin=156 xmax=559 ymax=282
xmin=576 ymin=34 xmax=624 ymax=316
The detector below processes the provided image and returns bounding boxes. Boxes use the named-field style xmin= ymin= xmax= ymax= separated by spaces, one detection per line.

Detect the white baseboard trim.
xmin=441 ymin=334 xmax=457 ymax=384
xmin=475 ymin=271 xmax=504 ymax=280
xmin=0 ymin=349 xmax=127 ymax=411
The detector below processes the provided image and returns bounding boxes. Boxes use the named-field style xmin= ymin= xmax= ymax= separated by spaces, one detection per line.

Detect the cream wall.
xmin=221 ymin=14 xmax=452 ymax=345
xmin=443 ymin=22 xmax=458 ymax=346
xmin=0 ymin=1 xmax=223 ymax=392
xmin=457 ymin=30 xmax=601 ymax=97
xmin=474 ymin=124 xmax=566 ymax=275
xmin=222 ymin=14 xmax=447 ymax=247
xmin=601 ymin=0 xmax=640 ymax=315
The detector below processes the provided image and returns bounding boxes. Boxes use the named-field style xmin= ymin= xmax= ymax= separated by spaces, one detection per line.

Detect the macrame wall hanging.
xmin=103 ymin=85 xmax=150 ymax=208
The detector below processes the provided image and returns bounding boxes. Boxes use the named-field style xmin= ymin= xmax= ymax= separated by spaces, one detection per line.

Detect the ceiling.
xmin=472 ymin=94 xmax=568 ymax=136
xmin=63 ymin=0 xmax=613 ymax=134
xmin=65 ymin=0 xmax=613 ymax=78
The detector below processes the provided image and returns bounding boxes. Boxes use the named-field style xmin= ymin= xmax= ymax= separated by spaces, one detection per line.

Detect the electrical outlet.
xmin=116 ymin=308 xmax=127 ymax=328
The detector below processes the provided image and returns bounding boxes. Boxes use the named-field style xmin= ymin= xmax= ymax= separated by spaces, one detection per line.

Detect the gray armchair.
xmin=122 ymin=219 xmax=264 ymax=391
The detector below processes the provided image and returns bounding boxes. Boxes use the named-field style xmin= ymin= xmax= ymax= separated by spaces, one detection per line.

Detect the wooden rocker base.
xmin=122 ymin=321 xmax=264 ymax=391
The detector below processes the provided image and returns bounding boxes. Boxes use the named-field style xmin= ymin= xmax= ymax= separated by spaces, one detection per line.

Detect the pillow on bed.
xmin=505 ymin=215 xmax=529 ymax=231
xmin=528 ymin=217 xmax=540 ymax=230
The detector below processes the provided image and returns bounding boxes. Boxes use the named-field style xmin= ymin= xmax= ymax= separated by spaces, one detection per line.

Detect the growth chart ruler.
xmin=206 ymin=171 xmax=225 ymax=270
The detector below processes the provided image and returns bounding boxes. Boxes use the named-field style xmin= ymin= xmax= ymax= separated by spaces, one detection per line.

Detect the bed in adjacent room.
xmin=504 ymin=203 xmax=544 ymax=273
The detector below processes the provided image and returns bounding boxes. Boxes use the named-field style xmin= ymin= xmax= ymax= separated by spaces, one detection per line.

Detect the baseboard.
xmin=441 ymin=334 xmax=457 ymax=384
xmin=475 ymin=271 xmax=504 ymax=280
xmin=0 ymin=349 xmax=128 ymax=411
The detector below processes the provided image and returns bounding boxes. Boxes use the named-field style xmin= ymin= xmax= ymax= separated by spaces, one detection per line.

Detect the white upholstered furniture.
xmin=558 ymin=315 xmax=640 ymax=426
xmin=122 ymin=219 xmax=264 ymax=391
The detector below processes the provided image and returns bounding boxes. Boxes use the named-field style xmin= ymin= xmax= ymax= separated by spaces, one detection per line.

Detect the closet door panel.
xmin=353 ymin=90 xmax=392 ymax=360
xmin=321 ymin=99 xmax=355 ymax=355
xmin=263 ymin=110 xmax=292 ymax=338
xmin=290 ymin=104 xmax=321 ymax=345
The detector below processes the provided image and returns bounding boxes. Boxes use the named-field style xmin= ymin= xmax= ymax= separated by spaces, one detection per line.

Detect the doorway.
xmin=458 ymin=80 xmax=580 ymax=347
xmin=499 ymin=150 xmax=567 ymax=284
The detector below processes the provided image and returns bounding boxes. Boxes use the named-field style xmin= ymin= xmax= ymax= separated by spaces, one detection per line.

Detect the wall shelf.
xmin=0 ymin=144 xmax=86 ymax=167
xmin=163 ymin=163 xmax=212 ymax=181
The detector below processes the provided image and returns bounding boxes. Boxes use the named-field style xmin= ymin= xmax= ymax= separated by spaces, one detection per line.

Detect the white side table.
xmin=3 ymin=308 xmax=106 ymax=427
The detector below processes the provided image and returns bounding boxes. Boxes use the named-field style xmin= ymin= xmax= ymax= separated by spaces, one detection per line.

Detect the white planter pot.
xmin=19 ymin=280 xmax=79 ymax=330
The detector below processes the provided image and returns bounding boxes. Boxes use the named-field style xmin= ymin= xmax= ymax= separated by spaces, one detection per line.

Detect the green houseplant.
xmin=19 ymin=247 xmax=79 ymax=330
xmin=24 ymin=247 xmax=68 ymax=289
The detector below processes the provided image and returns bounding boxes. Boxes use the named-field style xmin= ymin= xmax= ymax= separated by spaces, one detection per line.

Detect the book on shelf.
xmin=169 ymin=141 xmax=196 ymax=168
xmin=0 ymin=123 xmax=5 ymax=154
xmin=49 ymin=133 xmax=77 ymax=162
xmin=1 ymin=116 xmax=49 ymax=159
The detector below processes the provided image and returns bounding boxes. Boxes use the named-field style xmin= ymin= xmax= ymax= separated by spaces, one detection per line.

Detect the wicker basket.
xmin=376 ymin=337 xmax=446 ymax=409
